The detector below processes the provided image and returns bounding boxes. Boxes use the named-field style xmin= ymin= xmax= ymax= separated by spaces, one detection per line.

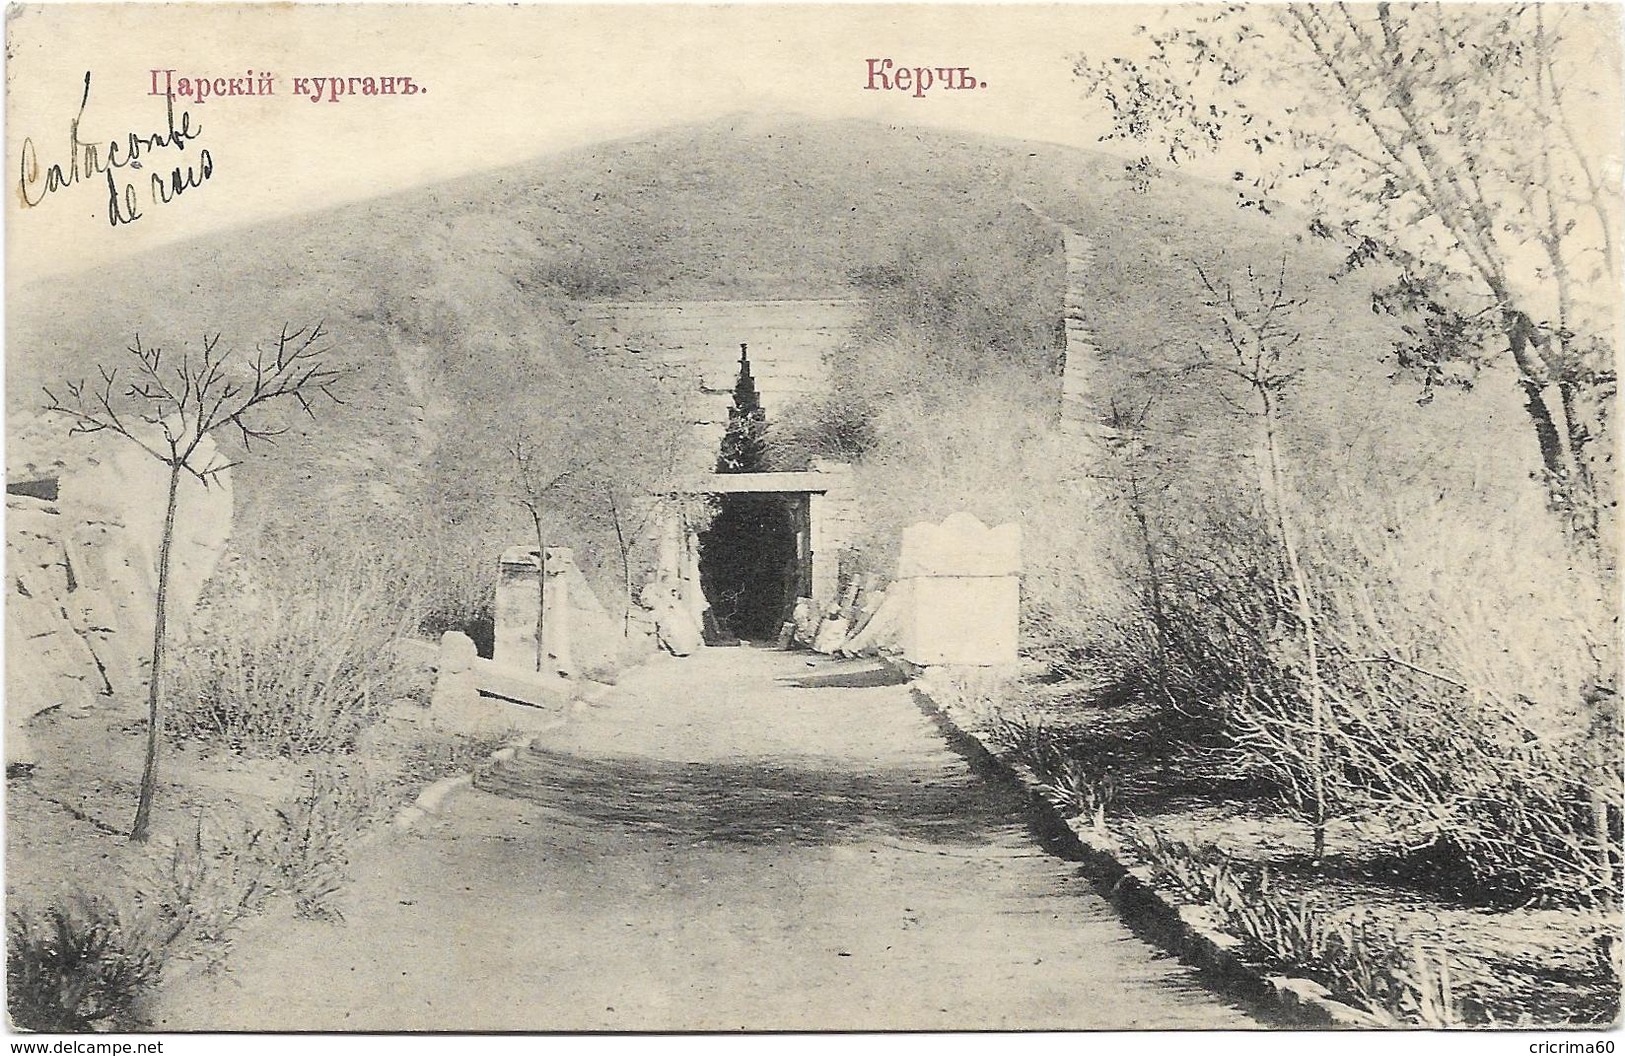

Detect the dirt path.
xmin=155 ymin=648 xmax=1261 ymax=1031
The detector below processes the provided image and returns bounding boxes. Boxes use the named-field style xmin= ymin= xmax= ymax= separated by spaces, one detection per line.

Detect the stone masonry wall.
xmin=567 ymin=298 xmax=862 ymax=472
xmin=1058 ymin=227 xmax=1110 ymax=438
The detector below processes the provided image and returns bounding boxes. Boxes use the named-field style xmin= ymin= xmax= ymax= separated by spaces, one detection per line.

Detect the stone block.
xmin=902 ymin=577 xmax=1020 ymax=666
xmin=898 ymin=512 xmax=1021 ymax=579
xmin=897 ymin=513 xmax=1022 ymax=668
xmin=812 ymin=612 xmax=849 ymax=654
xmin=7 ymin=717 xmax=37 ymax=772
xmin=430 ymin=631 xmax=504 ymax=733
xmin=645 ymin=578 xmax=701 ymax=657
xmin=472 ymin=659 xmax=570 ymax=711
xmin=7 ymin=595 xmax=104 ymax=718
xmin=494 ymin=547 xmax=542 ymax=673
xmin=557 ymin=552 xmax=625 ymax=675
xmin=57 ymin=426 xmax=233 ymax=642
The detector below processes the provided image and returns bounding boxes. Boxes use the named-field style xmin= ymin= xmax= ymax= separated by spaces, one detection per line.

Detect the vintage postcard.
xmin=4 ymin=0 xmax=1621 ymax=1038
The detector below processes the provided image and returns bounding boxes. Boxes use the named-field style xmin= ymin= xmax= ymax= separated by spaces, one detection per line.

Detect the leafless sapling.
xmin=42 ymin=323 xmax=344 ymax=842
xmin=1185 ymin=260 xmax=1334 ymax=861
xmin=507 ymin=433 xmax=585 ymax=674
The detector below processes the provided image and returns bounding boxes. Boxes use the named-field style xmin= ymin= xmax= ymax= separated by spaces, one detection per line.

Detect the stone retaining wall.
xmin=567 ymin=298 xmax=862 ymax=471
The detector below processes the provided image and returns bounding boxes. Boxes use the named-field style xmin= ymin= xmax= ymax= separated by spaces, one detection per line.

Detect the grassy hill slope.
xmin=7 ymin=115 xmax=1547 ymax=571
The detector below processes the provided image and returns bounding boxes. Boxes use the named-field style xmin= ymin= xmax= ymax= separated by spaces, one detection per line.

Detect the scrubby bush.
xmin=769 ymin=392 xmax=877 ymax=469
xmin=1304 ymin=504 xmax=1619 ymax=903
xmin=1130 ymin=475 xmax=1621 ymax=904
xmin=264 ymin=764 xmax=374 ymax=922
xmin=846 ymin=206 xmax=1064 ymax=384
xmin=393 ymin=728 xmax=520 ymax=792
xmin=773 ymin=201 xmax=1064 ymax=468
xmin=8 ymin=899 xmax=161 ymax=1032
xmin=1069 ymin=260 xmax=1624 ymax=903
xmin=7 ymin=773 xmax=382 ymax=1031
xmin=133 ymin=769 xmax=375 ymax=934
xmin=410 ymin=522 xmax=500 ymax=655
xmin=167 ymin=547 xmax=422 ymax=757
xmin=127 ymin=814 xmax=277 ymax=956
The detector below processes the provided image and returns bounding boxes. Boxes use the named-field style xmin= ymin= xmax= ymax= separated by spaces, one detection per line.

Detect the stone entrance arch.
xmin=658 ymin=464 xmax=859 ymax=644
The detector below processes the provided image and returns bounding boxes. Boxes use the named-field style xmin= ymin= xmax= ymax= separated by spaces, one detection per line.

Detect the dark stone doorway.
xmin=699 ymin=494 xmax=799 ymax=641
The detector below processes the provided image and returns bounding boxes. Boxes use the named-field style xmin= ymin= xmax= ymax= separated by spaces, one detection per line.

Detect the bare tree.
xmin=1078 ymin=3 xmax=1618 ymax=540
xmin=1183 ymin=261 xmax=1334 ymax=861
xmin=42 ymin=323 xmax=344 ymax=842
xmin=507 ymin=432 xmax=584 ymax=674
xmin=603 ymin=487 xmax=653 ymax=640
xmin=596 ymin=406 xmax=706 ymax=638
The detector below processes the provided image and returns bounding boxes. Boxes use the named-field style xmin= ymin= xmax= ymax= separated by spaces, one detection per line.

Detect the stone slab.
xmin=902 ymin=577 xmax=1020 ymax=667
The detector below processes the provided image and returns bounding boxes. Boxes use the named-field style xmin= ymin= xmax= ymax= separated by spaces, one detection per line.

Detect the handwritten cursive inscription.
xmin=18 ymin=71 xmax=213 ymax=227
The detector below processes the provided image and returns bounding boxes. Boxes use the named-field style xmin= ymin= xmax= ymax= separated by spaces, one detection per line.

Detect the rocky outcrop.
xmin=6 ymin=418 xmax=233 ymax=766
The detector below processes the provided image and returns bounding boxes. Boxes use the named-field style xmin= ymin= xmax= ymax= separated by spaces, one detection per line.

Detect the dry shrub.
xmin=1306 ymin=501 xmax=1619 ymax=902
xmin=7 ymin=898 xmax=161 ymax=1032
xmin=769 ymin=393 xmax=878 ymax=468
xmin=848 ymin=204 xmax=1064 ymax=380
xmin=136 ymin=767 xmax=374 ymax=931
xmin=773 ymin=199 xmax=1061 ymax=471
xmin=412 ymin=527 xmax=498 ymax=649
xmin=6 ymin=768 xmax=381 ymax=1031
xmin=264 ymin=764 xmax=374 ymax=922
xmin=1134 ymin=490 xmax=1286 ymax=709
xmin=1146 ymin=479 xmax=1620 ymax=904
xmin=843 ymin=364 xmax=1617 ymax=902
xmin=127 ymin=813 xmax=278 ymax=956
xmin=168 ymin=547 xmax=422 ymax=757
xmin=9 ymin=813 xmax=278 ymax=1032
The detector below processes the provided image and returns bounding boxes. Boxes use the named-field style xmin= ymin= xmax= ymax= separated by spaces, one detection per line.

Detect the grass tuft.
xmin=167 ymin=549 xmax=420 ymax=758
xmin=7 ymin=898 xmax=161 ymax=1033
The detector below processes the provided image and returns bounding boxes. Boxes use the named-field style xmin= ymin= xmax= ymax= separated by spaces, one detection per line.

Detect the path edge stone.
xmin=891 ymin=658 xmax=1379 ymax=1030
xmin=386 ymin=675 xmax=624 ymax=837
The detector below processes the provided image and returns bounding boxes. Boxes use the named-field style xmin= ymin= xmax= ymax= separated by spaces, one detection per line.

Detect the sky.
xmin=5 ymin=2 xmax=1621 ymax=285
xmin=5 ymin=3 xmax=1170 ymax=280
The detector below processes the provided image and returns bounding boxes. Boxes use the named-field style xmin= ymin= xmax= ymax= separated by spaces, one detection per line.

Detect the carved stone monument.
xmin=494 ymin=545 xmax=622 ymax=681
xmin=896 ymin=512 xmax=1021 ymax=667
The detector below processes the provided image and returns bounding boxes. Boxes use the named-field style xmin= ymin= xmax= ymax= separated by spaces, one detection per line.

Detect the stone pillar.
xmin=494 ymin=547 xmax=542 ymax=673
xmin=808 ymin=491 xmax=835 ymax=609
xmin=679 ymin=524 xmax=706 ymax=632
xmin=430 ymin=631 xmax=490 ymax=731
xmin=542 ymin=546 xmax=575 ymax=679
xmin=897 ymin=513 xmax=1022 ymax=667
xmin=807 ymin=461 xmax=857 ymax=612
xmin=651 ymin=507 xmax=707 ymax=636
